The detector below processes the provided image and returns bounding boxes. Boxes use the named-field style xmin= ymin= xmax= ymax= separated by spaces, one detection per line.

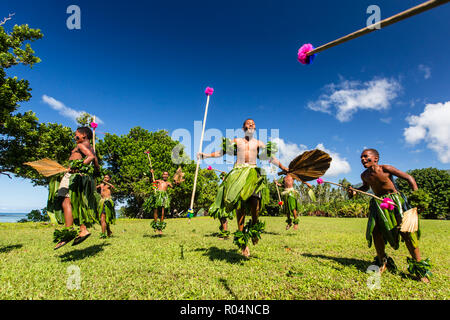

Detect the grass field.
xmin=0 ymin=216 xmax=448 ymax=300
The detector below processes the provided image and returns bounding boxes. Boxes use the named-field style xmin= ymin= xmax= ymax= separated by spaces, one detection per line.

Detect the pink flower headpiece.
xmin=205 ymin=87 xmax=214 ymax=96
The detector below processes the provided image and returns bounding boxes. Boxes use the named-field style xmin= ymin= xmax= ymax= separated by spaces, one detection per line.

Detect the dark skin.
xmin=351 ymin=150 xmax=428 ymax=283
xmin=199 ymin=120 xmax=289 ymax=256
xmin=56 ymin=129 xmax=100 ymax=249
xmin=96 ymin=175 xmax=115 ymax=237
xmin=276 ymin=174 xmax=312 ymax=230
xmin=150 ymin=171 xmax=179 ymax=235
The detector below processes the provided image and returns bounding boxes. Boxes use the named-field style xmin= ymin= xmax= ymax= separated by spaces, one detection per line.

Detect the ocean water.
xmin=0 ymin=213 xmax=28 ymax=223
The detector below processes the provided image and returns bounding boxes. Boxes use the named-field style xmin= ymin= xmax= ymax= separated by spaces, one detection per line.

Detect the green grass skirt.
xmin=282 ymin=189 xmax=301 ymax=220
xmin=143 ymin=190 xmax=170 ymax=213
xmin=97 ymin=198 xmax=116 ymax=225
xmin=367 ymin=192 xmax=420 ymax=250
xmin=209 ymin=165 xmax=270 ymax=216
xmin=47 ymin=173 xmax=99 ymax=227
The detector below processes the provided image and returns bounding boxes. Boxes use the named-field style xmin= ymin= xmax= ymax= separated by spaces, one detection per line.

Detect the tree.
xmin=0 ymin=23 xmax=75 ymax=183
xmin=97 ymin=127 xmax=219 ymax=217
xmin=396 ymin=168 xmax=450 ymax=219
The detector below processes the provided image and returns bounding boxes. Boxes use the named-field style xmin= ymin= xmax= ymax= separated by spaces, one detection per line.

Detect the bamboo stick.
xmin=322 ymin=180 xmax=396 ymax=206
xmin=189 ymin=93 xmax=212 ymax=213
xmin=274 ymin=178 xmax=282 ymax=204
xmin=307 ymin=0 xmax=449 ymax=56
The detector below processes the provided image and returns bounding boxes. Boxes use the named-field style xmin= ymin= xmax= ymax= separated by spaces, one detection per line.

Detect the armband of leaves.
xmin=258 ymin=141 xmax=278 ymax=160
xmin=69 ymin=159 xmax=94 ymax=175
xmin=222 ymin=138 xmax=237 ymax=156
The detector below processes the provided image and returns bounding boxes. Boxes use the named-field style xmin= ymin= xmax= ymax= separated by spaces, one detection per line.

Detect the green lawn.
xmin=0 ymin=216 xmax=448 ymax=300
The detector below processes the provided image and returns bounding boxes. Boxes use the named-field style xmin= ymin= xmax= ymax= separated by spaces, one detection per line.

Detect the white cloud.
xmin=264 ymin=138 xmax=351 ymax=178
xmin=307 ymin=78 xmax=401 ymax=122
xmin=42 ymin=95 xmax=103 ymax=125
xmin=404 ymin=101 xmax=450 ymax=163
xmin=380 ymin=117 xmax=392 ymax=124
xmin=418 ymin=64 xmax=431 ymax=80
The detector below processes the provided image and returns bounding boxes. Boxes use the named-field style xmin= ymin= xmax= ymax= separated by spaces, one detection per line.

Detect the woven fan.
xmin=400 ymin=207 xmax=419 ymax=233
xmin=279 ymin=149 xmax=332 ymax=182
xmin=173 ymin=167 xmax=185 ymax=184
xmin=24 ymin=158 xmax=68 ymax=177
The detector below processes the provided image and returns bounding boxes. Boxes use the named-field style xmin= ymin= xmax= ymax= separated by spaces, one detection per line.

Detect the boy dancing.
xmin=96 ymin=174 xmax=116 ymax=238
xmin=48 ymin=127 xmax=100 ymax=249
xmin=200 ymin=119 xmax=288 ymax=257
xmin=349 ymin=148 xmax=432 ymax=282
xmin=277 ymin=174 xmax=312 ymax=230
xmin=143 ymin=171 xmax=178 ymax=235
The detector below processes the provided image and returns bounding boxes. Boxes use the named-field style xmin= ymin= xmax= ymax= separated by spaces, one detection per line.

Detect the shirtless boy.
xmin=200 ymin=119 xmax=288 ymax=257
xmin=97 ymin=174 xmax=116 ymax=238
xmin=350 ymin=149 xmax=431 ymax=282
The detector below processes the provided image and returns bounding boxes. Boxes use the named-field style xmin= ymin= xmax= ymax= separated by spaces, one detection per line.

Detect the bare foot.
xmin=420 ymin=277 xmax=430 ymax=284
xmin=158 ymin=230 xmax=163 ymax=235
xmin=293 ymin=224 xmax=298 ymax=230
xmin=78 ymin=230 xmax=90 ymax=238
xmin=241 ymin=246 xmax=250 ymax=257
xmin=379 ymin=263 xmax=387 ymax=275
xmin=286 ymin=224 xmax=291 ymax=230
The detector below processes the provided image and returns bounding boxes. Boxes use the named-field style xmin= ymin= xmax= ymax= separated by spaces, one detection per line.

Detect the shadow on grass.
xmin=194 ymin=247 xmax=249 ymax=265
xmin=0 ymin=244 xmax=23 ymax=253
xmin=143 ymin=233 xmax=169 ymax=238
xmin=58 ymin=243 xmax=111 ymax=262
xmin=219 ymin=278 xmax=238 ymax=300
xmin=262 ymin=231 xmax=281 ymax=236
xmin=301 ymin=253 xmax=369 ymax=272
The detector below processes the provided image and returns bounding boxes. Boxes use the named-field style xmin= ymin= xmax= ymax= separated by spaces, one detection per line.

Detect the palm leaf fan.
xmin=24 ymin=158 xmax=68 ymax=177
xmin=400 ymin=207 xmax=419 ymax=233
xmin=280 ymin=149 xmax=332 ymax=182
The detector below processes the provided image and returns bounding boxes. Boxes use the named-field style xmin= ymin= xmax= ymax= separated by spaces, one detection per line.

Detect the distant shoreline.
xmin=0 ymin=213 xmax=28 ymax=223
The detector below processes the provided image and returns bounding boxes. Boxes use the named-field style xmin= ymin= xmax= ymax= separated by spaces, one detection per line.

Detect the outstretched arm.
xmin=383 ymin=165 xmax=418 ymax=191
xmin=348 ymin=175 xmax=370 ymax=198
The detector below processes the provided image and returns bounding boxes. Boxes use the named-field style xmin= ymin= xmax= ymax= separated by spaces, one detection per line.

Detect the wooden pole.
xmin=92 ymin=116 xmax=96 ymax=152
xmin=322 ymin=180 xmax=396 ymax=206
xmin=307 ymin=0 xmax=450 ymax=56
xmin=189 ymin=94 xmax=211 ymax=212
xmin=274 ymin=178 xmax=282 ymax=204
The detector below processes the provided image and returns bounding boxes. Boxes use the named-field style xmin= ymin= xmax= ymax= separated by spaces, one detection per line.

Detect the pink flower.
xmin=388 ymin=204 xmax=395 ymax=211
xmin=297 ymin=43 xmax=315 ymax=65
xmin=278 ymin=201 xmax=284 ymax=206
xmin=207 ymin=166 xmax=212 ymax=170
xmin=380 ymin=202 xmax=389 ymax=210
xmin=145 ymin=151 xmax=150 ymax=154
xmin=382 ymin=198 xmax=392 ymax=203
xmin=316 ymin=178 xmax=324 ymax=185
xmin=205 ymin=87 xmax=214 ymax=96
xmin=90 ymin=122 xmax=98 ymax=129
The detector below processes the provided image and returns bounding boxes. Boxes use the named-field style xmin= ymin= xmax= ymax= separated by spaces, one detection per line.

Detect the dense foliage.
xmin=97 ymin=127 xmax=219 ymax=218
xmin=396 ymin=168 xmax=450 ymax=219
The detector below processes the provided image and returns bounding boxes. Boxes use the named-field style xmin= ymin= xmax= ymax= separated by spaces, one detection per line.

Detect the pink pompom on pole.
xmin=297 ymin=43 xmax=316 ymax=65
xmin=205 ymin=87 xmax=214 ymax=96
xmin=144 ymin=151 xmax=150 ymax=154
xmin=207 ymin=166 xmax=212 ymax=170
xmin=316 ymin=178 xmax=324 ymax=185
xmin=90 ymin=122 xmax=98 ymax=129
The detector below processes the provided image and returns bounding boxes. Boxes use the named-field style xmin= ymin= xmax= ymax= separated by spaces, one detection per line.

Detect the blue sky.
xmin=1 ymin=0 xmax=449 ymax=212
